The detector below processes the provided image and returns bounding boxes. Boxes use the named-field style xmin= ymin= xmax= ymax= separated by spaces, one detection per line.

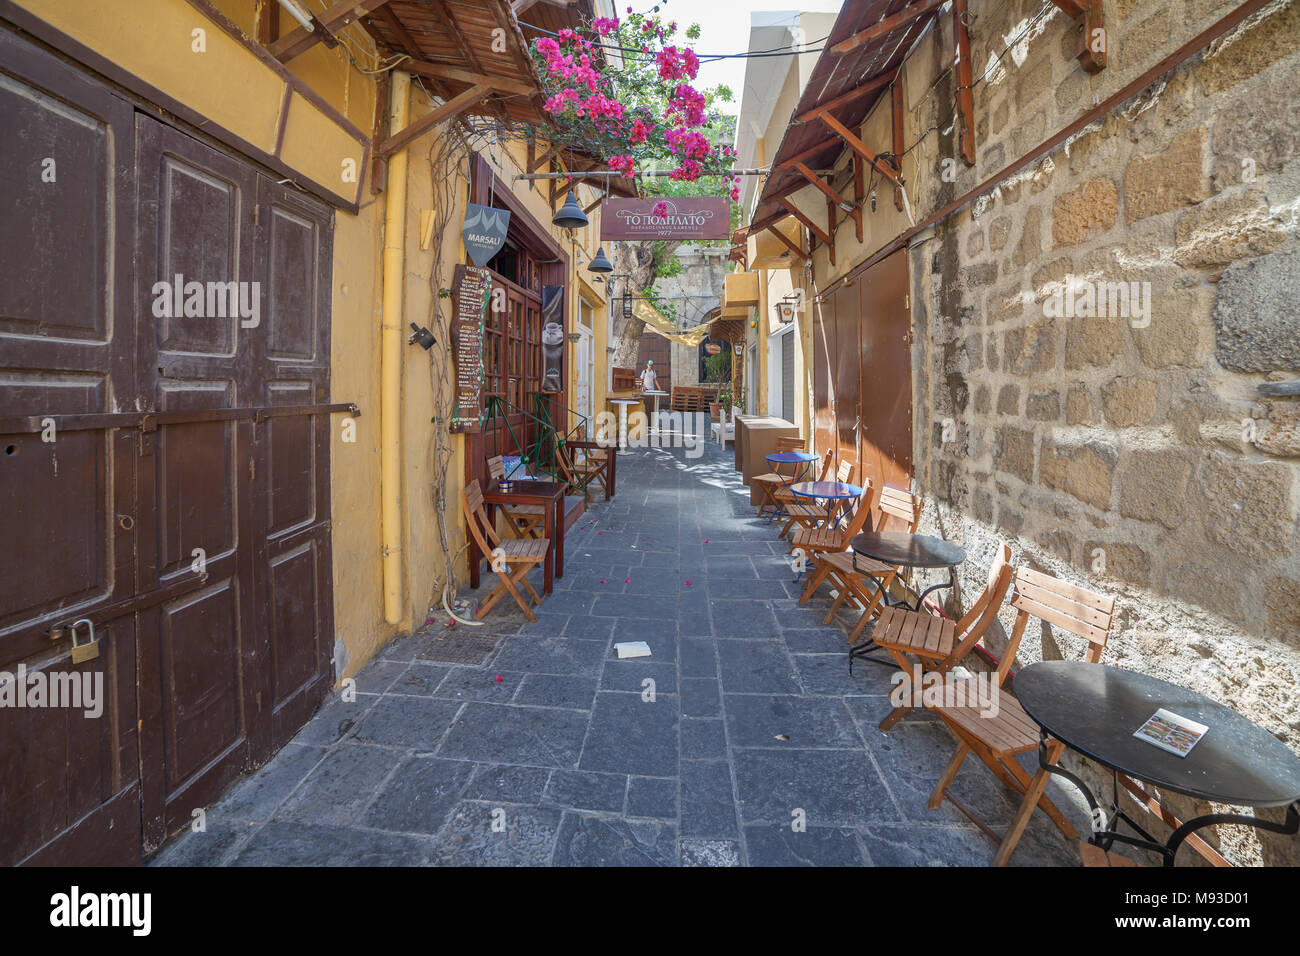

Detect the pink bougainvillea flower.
xmin=494 ymin=674 xmax=504 ymax=683
xmin=704 ymin=539 xmax=709 ymax=544
xmin=684 ymin=580 xmax=692 ymax=586
xmin=652 ymin=200 xmax=669 ymax=217
xmin=625 ymin=577 xmax=631 ymax=583
xmin=600 ymin=578 xmax=607 ymax=584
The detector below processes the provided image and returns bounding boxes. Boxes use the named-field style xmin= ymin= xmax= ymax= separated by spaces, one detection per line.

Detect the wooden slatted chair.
xmin=779 ymin=459 xmax=854 ymax=539
xmin=555 ymin=440 xmax=609 ymax=499
xmin=461 ymin=479 xmax=550 ymax=622
xmin=871 ymin=543 xmax=1013 ymax=732
xmin=927 ymin=568 xmax=1116 ymax=866
xmin=487 ymin=455 xmax=544 ymax=538
xmin=752 ymin=436 xmax=808 ymax=518
xmin=789 ymin=479 xmax=876 ymax=591
xmin=799 ymin=485 xmax=922 ymax=638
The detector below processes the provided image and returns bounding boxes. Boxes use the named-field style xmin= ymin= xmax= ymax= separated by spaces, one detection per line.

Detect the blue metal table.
xmin=763 ymin=451 xmax=818 ymax=522
xmin=789 ymin=480 xmax=863 ymax=530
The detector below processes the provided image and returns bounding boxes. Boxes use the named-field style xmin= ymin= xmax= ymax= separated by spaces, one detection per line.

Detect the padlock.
xmin=70 ymin=618 xmax=99 ymax=664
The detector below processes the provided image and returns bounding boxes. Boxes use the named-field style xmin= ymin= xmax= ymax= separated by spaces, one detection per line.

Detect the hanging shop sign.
xmin=703 ymin=340 xmax=723 ymax=356
xmin=540 ymin=285 xmax=565 ymax=393
xmin=462 ymin=203 xmax=510 ymax=267
xmin=601 ymin=198 xmax=730 ymax=241
xmin=450 ymin=264 xmax=491 ymax=432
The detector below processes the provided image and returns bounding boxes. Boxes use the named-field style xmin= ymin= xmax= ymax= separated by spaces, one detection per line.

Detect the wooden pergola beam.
xmin=765 ymin=222 xmax=807 ymax=262
xmin=1051 ymin=0 xmax=1107 ymax=73
xmin=779 ymin=197 xmax=832 ymax=248
xmin=892 ymin=81 xmax=906 ymax=211
xmin=270 ymin=0 xmax=393 ymax=62
xmin=954 ymin=0 xmax=976 ymax=166
xmin=853 ymin=156 xmax=864 ymax=240
xmin=794 ymin=72 xmax=892 ymax=124
xmin=377 ymin=83 xmax=489 ymax=157
xmin=403 ymin=62 xmax=535 ymax=98
xmin=792 ymin=161 xmax=849 ymax=208
xmin=818 ymin=113 xmax=903 ymax=188
xmin=776 ymin=136 xmax=845 ymax=170
xmin=830 ymin=0 xmax=947 ymax=56
xmin=529 ymin=144 xmax=563 ymax=173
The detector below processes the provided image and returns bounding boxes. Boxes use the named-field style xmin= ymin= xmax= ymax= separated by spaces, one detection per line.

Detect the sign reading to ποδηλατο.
xmin=450 ymin=264 xmax=491 ymax=432
xmin=600 ymin=198 xmax=730 ymax=240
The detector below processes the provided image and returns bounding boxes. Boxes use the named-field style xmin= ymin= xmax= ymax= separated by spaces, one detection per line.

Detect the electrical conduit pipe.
xmin=381 ymin=71 xmax=410 ymax=625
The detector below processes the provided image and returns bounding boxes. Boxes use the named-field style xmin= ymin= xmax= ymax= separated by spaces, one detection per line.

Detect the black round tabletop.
xmin=1015 ymin=661 xmax=1300 ymax=807
xmin=849 ymin=532 xmax=967 ymax=568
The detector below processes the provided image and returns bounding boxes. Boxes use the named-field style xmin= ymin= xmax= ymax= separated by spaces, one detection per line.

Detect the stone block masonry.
xmin=908 ymin=0 xmax=1300 ymax=865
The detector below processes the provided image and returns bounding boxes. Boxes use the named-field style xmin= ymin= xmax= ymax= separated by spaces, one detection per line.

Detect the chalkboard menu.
xmin=450 ymin=263 xmax=490 ymax=433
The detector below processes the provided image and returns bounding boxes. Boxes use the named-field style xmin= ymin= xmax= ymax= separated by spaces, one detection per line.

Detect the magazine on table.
xmin=1133 ymin=708 xmax=1208 ymax=757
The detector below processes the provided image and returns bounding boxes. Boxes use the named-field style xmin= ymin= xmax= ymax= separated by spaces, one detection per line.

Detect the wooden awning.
xmin=750 ymin=0 xmax=941 ymax=236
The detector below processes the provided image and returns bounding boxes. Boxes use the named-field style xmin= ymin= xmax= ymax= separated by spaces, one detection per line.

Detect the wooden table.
xmin=470 ymin=479 xmax=567 ymax=594
xmin=735 ymin=416 xmax=798 ymax=505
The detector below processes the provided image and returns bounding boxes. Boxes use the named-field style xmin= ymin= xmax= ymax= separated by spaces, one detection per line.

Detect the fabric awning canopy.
xmin=632 ymin=295 xmax=718 ymax=348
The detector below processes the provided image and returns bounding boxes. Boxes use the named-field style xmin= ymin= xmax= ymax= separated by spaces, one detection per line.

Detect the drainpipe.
xmin=380 ymin=71 xmax=410 ymax=625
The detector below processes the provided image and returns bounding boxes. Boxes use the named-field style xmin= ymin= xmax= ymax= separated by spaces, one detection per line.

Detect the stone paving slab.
xmin=152 ymin=443 xmax=1088 ymax=867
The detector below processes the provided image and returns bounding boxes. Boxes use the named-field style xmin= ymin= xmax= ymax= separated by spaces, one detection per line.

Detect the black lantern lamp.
xmin=588 ymin=246 xmax=613 ymax=273
xmin=553 ymin=190 xmax=588 ymax=230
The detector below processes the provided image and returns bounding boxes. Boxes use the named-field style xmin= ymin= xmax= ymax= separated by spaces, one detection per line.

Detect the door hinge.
xmin=253 ymin=204 xmax=260 ymax=227
xmin=249 ymin=459 xmax=256 ymax=482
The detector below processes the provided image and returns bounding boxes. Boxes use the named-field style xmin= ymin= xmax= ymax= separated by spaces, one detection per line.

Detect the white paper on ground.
xmin=614 ymin=641 xmax=652 ymax=659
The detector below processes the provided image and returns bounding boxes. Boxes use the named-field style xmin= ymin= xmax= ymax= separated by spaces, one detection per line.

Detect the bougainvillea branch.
xmin=528 ymin=7 xmax=741 ymax=204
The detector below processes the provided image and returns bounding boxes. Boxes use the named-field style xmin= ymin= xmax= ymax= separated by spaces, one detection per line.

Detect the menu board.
xmin=450 ymin=263 xmax=490 ymax=433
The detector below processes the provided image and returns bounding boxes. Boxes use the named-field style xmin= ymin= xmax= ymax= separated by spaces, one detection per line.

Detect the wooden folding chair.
xmin=800 ymin=485 xmax=922 ymax=640
xmin=487 ymin=456 xmax=545 ymax=539
xmin=789 ymin=479 xmax=876 ymax=589
xmin=753 ymin=436 xmax=808 ymax=518
xmin=872 ymin=543 xmax=1013 ymax=732
xmin=461 ymin=479 xmax=550 ymax=622
xmin=927 ymin=568 xmax=1116 ymax=866
xmin=779 ymin=458 xmax=854 ymax=539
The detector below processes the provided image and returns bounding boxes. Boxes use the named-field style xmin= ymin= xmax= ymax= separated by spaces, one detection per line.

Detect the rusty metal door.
xmin=0 ymin=30 xmax=338 ymax=864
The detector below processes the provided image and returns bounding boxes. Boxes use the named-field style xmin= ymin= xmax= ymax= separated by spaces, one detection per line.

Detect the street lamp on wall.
xmin=588 ymin=247 xmax=613 ymax=273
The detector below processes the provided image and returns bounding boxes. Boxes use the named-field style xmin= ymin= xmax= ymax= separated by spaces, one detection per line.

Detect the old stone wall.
xmin=902 ymin=0 xmax=1300 ymax=865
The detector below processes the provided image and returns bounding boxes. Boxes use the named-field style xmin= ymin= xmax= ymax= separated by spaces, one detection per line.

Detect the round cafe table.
xmin=1015 ymin=661 xmax=1300 ymax=866
xmin=763 ymin=451 xmax=819 ymax=522
xmin=849 ymin=532 xmax=967 ymax=612
xmin=789 ymin=480 xmax=863 ymax=529
xmin=641 ymin=389 xmax=669 ymax=435
xmin=607 ymin=398 xmax=640 ymax=455
xmin=847 ymin=532 xmax=967 ymax=668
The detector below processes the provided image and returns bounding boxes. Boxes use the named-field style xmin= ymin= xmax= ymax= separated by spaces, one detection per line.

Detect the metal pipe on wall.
xmin=380 ymin=71 xmax=410 ymax=626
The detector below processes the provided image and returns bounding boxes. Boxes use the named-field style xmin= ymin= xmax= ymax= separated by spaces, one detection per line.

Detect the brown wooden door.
xmin=0 ymin=30 xmax=337 ymax=864
xmin=0 ymin=27 xmax=145 ymax=866
xmin=253 ymin=177 xmax=335 ymax=753
xmin=811 ymin=250 xmax=913 ymax=516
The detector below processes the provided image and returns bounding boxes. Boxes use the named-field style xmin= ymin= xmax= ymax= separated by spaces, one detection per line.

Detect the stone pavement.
xmin=153 ymin=440 xmax=1086 ymax=866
